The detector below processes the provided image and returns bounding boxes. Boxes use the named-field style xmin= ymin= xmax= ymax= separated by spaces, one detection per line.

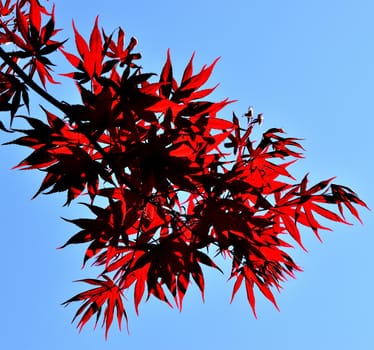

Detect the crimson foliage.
xmin=0 ymin=0 xmax=368 ymax=337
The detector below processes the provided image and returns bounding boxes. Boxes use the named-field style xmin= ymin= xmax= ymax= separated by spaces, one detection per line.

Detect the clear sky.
xmin=1 ymin=1 xmax=373 ymax=349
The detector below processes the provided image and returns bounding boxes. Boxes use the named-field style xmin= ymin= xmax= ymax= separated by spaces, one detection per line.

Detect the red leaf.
xmin=16 ymin=3 xmax=29 ymax=44
xmin=60 ymin=49 xmax=81 ymax=69
xmin=244 ymin=266 xmax=279 ymax=312
xmin=176 ymin=273 xmax=190 ymax=310
xmin=242 ymin=268 xmax=258 ymax=318
xmin=189 ymin=84 xmax=218 ymax=100
xmin=180 ymin=57 xmax=220 ymax=92
xmin=159 ymin=49 xmax=174 ymax=98
xmin=63 ymin=277 xmax=128 ymax=338
xmin=89 ymin=16 xmax=103 ymax=76
xmin=72 ymin=20 xmax=89 ymax=59
xmin=230 ymin=272 xmax=243 ymax=303
xmin=280 ymin=212 xmax=307 ymax=251
xmin=134 ymin=279 xmax=146 ymax=315
xmin=191 ymin=263 xmax=205 ymax=302
xmin=29 ymin=0 xmax=42 ymax=32
xmin=311 ymin=203 xmax=349 ymax=224
xmin=181 ymin=52 xmax=195 ymax=83
xmin=207 ymin=117 xmax=234 ymax=130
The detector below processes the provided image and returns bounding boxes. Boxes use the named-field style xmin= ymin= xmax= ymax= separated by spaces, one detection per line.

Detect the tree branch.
xmin=0 ymin=46 xmax=70 ymax=115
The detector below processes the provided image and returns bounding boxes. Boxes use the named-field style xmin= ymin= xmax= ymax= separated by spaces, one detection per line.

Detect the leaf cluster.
xmin=0 ymin=0 xmax=368 ymax=337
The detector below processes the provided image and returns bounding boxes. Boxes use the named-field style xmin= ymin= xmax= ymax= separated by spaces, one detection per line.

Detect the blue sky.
xmin=1 ymin=0 xmax=373 ymax=349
